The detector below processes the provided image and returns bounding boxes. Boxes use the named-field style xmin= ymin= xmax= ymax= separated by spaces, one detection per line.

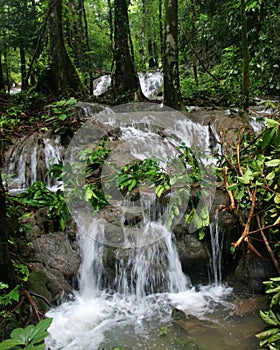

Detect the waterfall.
xmin=209 ymin=221 xmax=224 ymax=286
xmin=46 ymin=103 xmax=233 ymax=350
xmin=92 ymin=71 xmax=163 ymax=99
xmin=4 ymin=134 xmax=62 ymax=192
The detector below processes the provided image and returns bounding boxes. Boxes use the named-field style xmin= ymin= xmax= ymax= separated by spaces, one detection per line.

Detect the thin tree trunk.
xmin=241 ymin=0 xmax=250 ymax=110
xmin=163 ymin=0 xmax=181 ymax=109
xmin=107 ymin=0 xmax=115 ymax=75
xmin=0 ymin=54 xmax=4 ymax=92
xmin=141 ymin=0 xmax=146 ymax=70
xmin=20 ymin=43 xmax=27 ymax=91
xmin=24 ymin=0 xmax=54 ymax=89
xmin=0 ymin=172 xmax=17 ymax=288
xmin=81 ymin=0 xmax=93 ymax=95
xmin=159 ymin=0 xmax=163 ymax=64
xmin=190 ymin=0 xmax=198 ymax=85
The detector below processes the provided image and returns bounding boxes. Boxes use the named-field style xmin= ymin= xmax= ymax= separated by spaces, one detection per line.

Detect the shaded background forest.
xmin=0 ymin=0 xmax=279 ymax=107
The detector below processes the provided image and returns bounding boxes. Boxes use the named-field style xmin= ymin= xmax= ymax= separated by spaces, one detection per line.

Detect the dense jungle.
xmin=0 ymin=0 xmax=279 ymax=349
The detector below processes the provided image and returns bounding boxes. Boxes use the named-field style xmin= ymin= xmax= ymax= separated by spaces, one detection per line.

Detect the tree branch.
xmin=257 ymin=215 xmax=280 ymax=275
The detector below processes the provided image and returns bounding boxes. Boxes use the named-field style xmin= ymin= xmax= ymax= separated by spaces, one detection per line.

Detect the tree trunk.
xmin=0 ymin=172 xmax=17 ymax=288
xmin=37 ymin=0 xmax=83 ymax=97
xmin=241 ymin=0 xmax=250 ymax=110
xmin=163 ymin=0 xmax=181 ymax=109
xmin=141 ymin=0 xmax=146 ymax=70
xmin=113 ymin=0 xmax=143 ymax=101
xmin=81 ymin=0 xmax=93 ymax=95
xmin=107 ymin=0 xmax=115 ymax=75
xmin=159 ymin=0 xmax=163 ymax=64
xmin=0 ymin=54 xmax=4 ymax=92
xmin=20 ymin=43 xmax=27 ymax=91
xmin=191 ymin=0 xmax=198 ymax=86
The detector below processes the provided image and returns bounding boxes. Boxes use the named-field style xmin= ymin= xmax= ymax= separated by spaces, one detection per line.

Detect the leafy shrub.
xmin=0 ymin=318 xmax=52 ymax=350
xmin=256 ymin=277 xmax=280 ymax=349
xmin=15 ymin=181 xmax=69 ymax=231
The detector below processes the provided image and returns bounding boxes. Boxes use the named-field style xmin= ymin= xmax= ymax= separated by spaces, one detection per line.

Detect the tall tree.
xmin=0 ymin=54 xmax=4 ymax=92
xmin=37 ymin=0 xmax=83 ymax=96
xmin=241 ymin=0 xmax=250 ymax=110
xmin=113 ymin=0 xmax=142 ymax=101
xmin=163 ymin=0 xmax=181 ymax=109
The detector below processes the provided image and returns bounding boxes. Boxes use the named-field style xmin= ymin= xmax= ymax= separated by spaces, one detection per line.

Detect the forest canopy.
xmin=0 ymin=0 xmax=279 ymax=107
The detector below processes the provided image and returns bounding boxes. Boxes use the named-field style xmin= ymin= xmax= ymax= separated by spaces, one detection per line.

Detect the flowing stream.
xmin=44 ymin=104 xmax=263 ymax=350
xmin=2 ymin=99 xmax=265 ymax=349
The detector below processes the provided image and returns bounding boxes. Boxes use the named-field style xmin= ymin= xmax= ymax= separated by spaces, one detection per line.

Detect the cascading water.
xmin=209 ymin=221 xmax=224 ymax=286
xmin=45 ymin=104 xmax=235 ymax=350
xmin=4 ymin=134 xmax=62 ymax=192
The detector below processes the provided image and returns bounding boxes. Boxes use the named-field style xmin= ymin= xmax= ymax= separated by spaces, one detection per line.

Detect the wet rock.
xmin=172 ymin=308 xmax=186 ymax=320
xmin=104 ymin=223 xmax=124 ymax=245
xmin=177 ymin=233 xmax=210 ymax=281
xmin=234 ymin=255 xmax=277 ymax=293
xmin=30 ymin=231 xmax=80 ymax=280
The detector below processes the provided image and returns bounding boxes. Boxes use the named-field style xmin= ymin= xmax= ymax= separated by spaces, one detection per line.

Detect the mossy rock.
xmin=25 ymin=269 xmax=53 ymax=312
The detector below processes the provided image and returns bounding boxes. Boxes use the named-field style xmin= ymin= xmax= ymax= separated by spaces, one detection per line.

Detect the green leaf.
xmin=262 ymin=128 xmax=276 ymax=149
xmin=173 ymin=205 xmax=180 ymax=216
xmin=270 ymin=277 xmax=280 ymax=282
xmin=274 ymin=194 xmax=280 ymax=204
xmin=266 ymin=119 xmax=279 ymax=128
xmin=256 ymin=327 xmax=280 ymax=339
xmin=266 ymin=332 xmax=280 ymax=344
xmin=237 ymin=176 xmax=250 ymax=184
xmin=266 ymin=171 xmax=275 ymax=181
xmin=155 ymin=184 xmax=165 ymax=197
xmin=85 ymin=187 xmax=93 ymax=201
xmin=226 ymin=183 xmax=237 ymax=191
xmin=0 ymin=339 xmax=23 ymax=350
xmin=128 ymin=179 xmax=137 ymax=192
xmin=10 ymin=327 xmax=27 ymax=344
xmin=198 ymin=229 xmax=205 ymax=240
xmin=265 ymin=159 xmax=280 ymax=167
xmin=29 ymin=318 xmax=52 ymax=344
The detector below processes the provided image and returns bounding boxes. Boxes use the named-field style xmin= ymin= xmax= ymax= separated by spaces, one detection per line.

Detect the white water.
xmin=4 ymin=134 xmax=62 ymax=192
xmin=46 ymin=220 xmax=232 ymax=350
xmin=92 ymin=71 xmax=163 ymax=99
xmin=209 ymin=221 xmax=224 ymax=286
xmin=45 ymin=104 xmax=234 ymax=349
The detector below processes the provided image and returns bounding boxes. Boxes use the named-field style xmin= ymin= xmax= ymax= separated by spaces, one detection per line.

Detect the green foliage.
xmin=159 ymin=326 xmax=168 ymax=337
xmin=14 ymin=263 xmax=30 ymax=282
xmin=0 ymin=318 xmax=52 ymax=350
xmin=0 ymin=285 xmax=20 ymax=308
xmin=117 ymin=157 xmax=169 ymax=194
xmin=256 ymin=277 xmax=280 ymax=349
xmin=218 ymin=115 xmax=280 ymax=256
xmin=43 ymin=97 xmax=77 ymax=134
xmin=15 ymin=181 xmax=69 ymax=231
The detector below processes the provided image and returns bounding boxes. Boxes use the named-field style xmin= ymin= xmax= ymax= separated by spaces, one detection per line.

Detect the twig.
xmin=23 ymin=290 xmax=44 ymax=322
xmin=233 ymin=188 xmax=257 ymax=248
xmin=222 ymin=167 xmax=235 ymax=210
xmin=257 ymin=215 xmax=280 ymax=275
xmin=248 ymin=222 xmax=280 ymax=236
xmin=29 ymin=291 xmax=51 ymax=306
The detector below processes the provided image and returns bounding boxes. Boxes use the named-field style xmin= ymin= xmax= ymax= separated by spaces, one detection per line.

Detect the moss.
xmin=25 ymin=270 xmax=52 ymax=312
